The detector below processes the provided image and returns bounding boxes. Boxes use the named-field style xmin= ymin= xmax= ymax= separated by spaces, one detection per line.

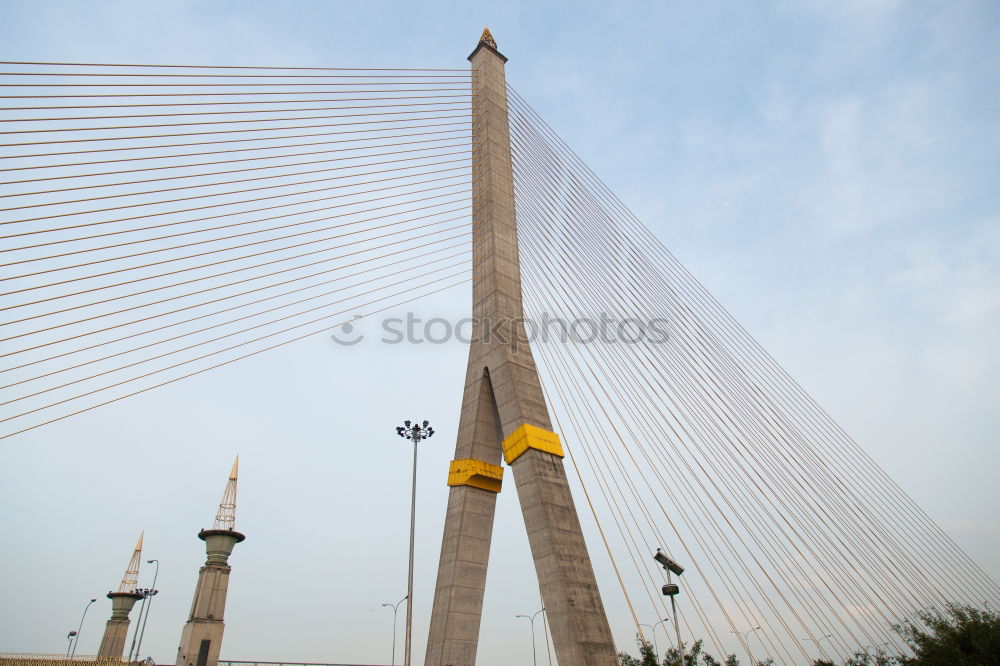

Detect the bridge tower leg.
xmin=176 ymin=459 xmax=245 ymax=666
xmin=97 ymin=532 xmax=144 ymax=658
xmin=424 ymin=29 xmax=617 ymax=666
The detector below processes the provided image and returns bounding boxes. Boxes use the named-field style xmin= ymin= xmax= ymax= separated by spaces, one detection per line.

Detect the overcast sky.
xmin=0 ymin=1 xmax=998 ymax=665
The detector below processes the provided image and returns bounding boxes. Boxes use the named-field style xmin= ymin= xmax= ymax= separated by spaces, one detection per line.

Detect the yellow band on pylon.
xmin=502 ymin=424 xmax=563 ymax=464
xmin=448 ymin=459 xmax=504 ymax=493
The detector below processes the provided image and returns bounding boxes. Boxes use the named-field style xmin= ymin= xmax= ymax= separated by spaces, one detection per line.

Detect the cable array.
xmin=507 ymin=88 xmax=1000 ymax=664
xmin=0 ymin=61 xmax=474 ymax=438
xmin=3 ymin=59 xmax=996 ymax=666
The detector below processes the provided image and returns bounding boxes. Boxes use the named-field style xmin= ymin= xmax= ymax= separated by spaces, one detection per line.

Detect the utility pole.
xmin=395 ymin=420 xmax=434 ymax=666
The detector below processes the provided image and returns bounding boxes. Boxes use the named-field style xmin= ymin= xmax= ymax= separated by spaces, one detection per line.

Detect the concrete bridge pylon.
xmin=423 ymin=28 xmax=618 ymax=666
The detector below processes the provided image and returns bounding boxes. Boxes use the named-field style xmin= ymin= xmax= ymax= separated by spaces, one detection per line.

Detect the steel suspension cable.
xmin=508 ymin=89 xmax=1000 ymax=607
xmin=0 ymin=277 xmax=470 ymax=441
xmin=1 ymin=245 xmax=473 ymax=384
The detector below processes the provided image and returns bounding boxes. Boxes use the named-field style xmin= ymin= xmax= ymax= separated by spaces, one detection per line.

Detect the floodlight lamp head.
xmin=422 ymin=420 xmax=428 ymax=427
xmin=404 ymin=420 xmax=411 ymax=427
xmin=654 ymin=548 xmax=685 ymax=576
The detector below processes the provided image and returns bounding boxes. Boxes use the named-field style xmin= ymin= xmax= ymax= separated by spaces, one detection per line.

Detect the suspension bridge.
xmin=0 ymin=29 xmax=997 ymax=666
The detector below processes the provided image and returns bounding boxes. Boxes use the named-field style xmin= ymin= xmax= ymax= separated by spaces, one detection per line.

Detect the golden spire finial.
xmin=116 ymin=531 xmax=143 ymax=593
xmin=480 ymin=27 xmax=497 ymax=50
xmin=213 ymin=458 xmax=239 ymax=530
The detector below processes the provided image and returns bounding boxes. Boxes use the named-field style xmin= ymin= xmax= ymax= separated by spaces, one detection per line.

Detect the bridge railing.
xmin=219 ymin=661 xmax=392 ymax=666
xmin=0 ymin=656 xmax=132 ymax=666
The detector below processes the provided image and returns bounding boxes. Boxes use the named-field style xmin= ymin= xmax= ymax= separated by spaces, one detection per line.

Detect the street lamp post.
xmin=650 ymin=618 xmax=671 ymax=661
xmin=730 ymin=626 xmax=762 ymax=664
xmin=69 ymin=598 xmax=96 ymax=660
xmin=803 ymin=634 xmax=834 ymax=661
xmin=133 ymin=559 xmax=160 ymax=661
xmin=640 ymin=620 xmax=670 ymax=662
xmin=638 ymin=623 xmax=657 ymax=661
xmin=863 ymin=642 xmax=891 ymax=662
xmin=381 ymin=595 xmax=407 ymax=665
xmin=515 ymin=608 xmax=546 ymax=666
xmin=66 ymin=631 xmax=77 ymax=658
xmin=395 ymin=419 xmax=434 ymax=666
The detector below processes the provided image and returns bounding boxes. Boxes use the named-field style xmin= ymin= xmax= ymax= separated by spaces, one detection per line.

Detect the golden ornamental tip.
xmin=480 ymin=27 xmax=497 ymax=50
xmin=117 ymin=531 xmax=144 ymax=593
xmin=214 ymin=457 xmax=239 ymax=530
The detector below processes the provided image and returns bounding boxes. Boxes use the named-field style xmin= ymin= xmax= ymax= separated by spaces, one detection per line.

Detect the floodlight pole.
xmin=126 ymin=585 xmax=148 ymax=662
xmin=395 ymin=420 xmax=434 ymax=666
xmin=654 ymin=549 xmax=687 ymax=665
xmin=667 ymin=570 xmax=684 ymax=664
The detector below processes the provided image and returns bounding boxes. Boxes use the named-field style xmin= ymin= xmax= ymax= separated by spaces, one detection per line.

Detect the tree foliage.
xmin=893 ymin=603 xmax=1000 ymax=665
xmin=812 ymin=648 xmax=897 ymax=666
xmin=620 ymin=605 xmax=999 ymax=666
xmin=618 ymin=636 xmax=743 ymax=666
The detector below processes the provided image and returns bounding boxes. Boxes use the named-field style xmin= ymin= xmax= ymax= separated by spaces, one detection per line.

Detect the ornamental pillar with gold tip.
xmin=424 ymin=28 xmax=617 ymax=666
xmin=97 ymin=532 xmax=144 ymax=658
xmin=175 ymin=458 xmax=245 ymax=666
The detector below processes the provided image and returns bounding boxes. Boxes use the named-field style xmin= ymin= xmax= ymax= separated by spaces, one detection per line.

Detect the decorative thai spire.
xmin=480 ymin=27 xmax=497 ymax=50
xmin=116 ymin=532 xmax=143 ymax=593
xmin=212 ymin=456 xmax=238 ymax=530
